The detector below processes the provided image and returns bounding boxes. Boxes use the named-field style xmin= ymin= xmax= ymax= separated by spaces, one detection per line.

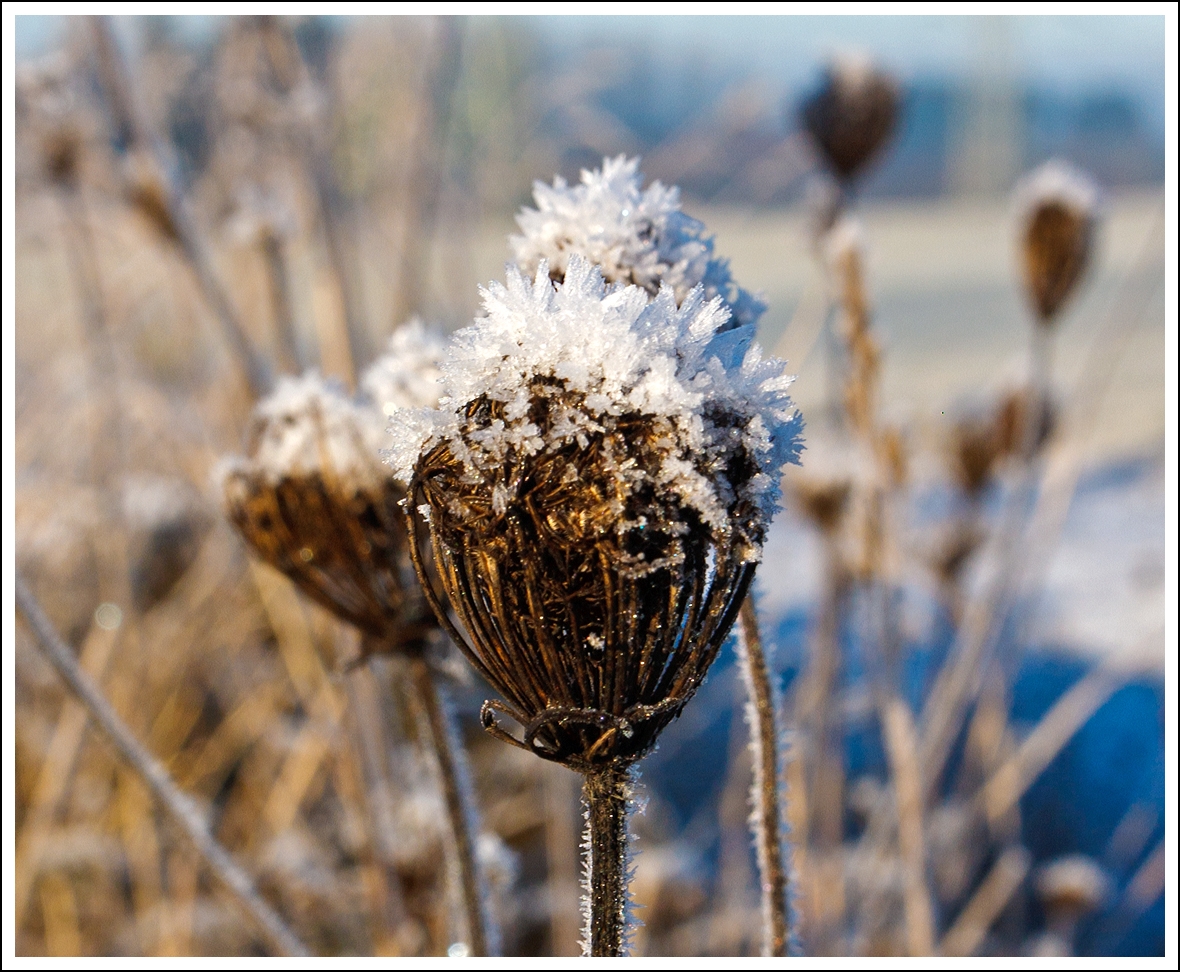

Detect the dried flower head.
xmin=800 ymin=54 xmax=899 ymax=183
xmin=391 ymin=256 xmax=802 ymax=772
xmin=361 ymin=319 xmax=448 ymax=418
xmin=1034 ymin=854 xmax=1111 ymax=919
xmin=511 ymin=155 xmax=766 ymax=329
xmin=222 ymin=371 xmax=432 ymax=652
xmin=17 ymin=53 xmax=90 ymax=190
xmin=1016 ymin=160 xmax=1100 ymax=325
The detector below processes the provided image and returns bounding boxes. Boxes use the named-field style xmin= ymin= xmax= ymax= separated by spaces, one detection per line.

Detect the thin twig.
xmin=881 ymin=697 xmax=936 ymax=956
xmin=938 ymin=845 xmax=1030 ymax=957
xmin=976 ymin=635 xmax=1160 ymax=825
xmin=15 ymin=572 xmax=310 ymax=958
xmin=735 ymin=595 xmax=792 ymax=956
xmin=258 ymin=19 xmax=363 ymax=383
xmin=408 ymin=657 xmax=493 ymax=956
xmin=88 ymin=16 xmax=273 ymax=397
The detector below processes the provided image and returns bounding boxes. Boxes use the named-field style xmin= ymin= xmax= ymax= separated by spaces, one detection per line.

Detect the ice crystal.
xmin=360 ymin=319 xmax=448 ymax=418
xmin=511 ymin=155 xmax=766 ymax=329
xmin=387 ymin=255 xmax=802 ymax=546
xmin=238 ymin=371 xmax=387 ymax=491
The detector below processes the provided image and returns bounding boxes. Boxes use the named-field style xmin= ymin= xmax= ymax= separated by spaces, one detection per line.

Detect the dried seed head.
xmin=122 ymin=149 xmax=181 ymax=242
xmin=392 ymin=257 xmax=803 ymax=771
xmin=1015 ymin=160 xmax=1100 ymax=325
xmin=950 ymin=412 xmax=1004 ymax=496
xmin=791 ymin=475 xmax=852 ymax=536
xmin=994 ymin=387 xmax=1056 ymax=458
xmin=221 ymin=372 xmax=432 ymax=651
xmin=800 ymin=54 xmax=899 ymax=183
xmin=511 ymin=155 xmax=766 ymax=329
xmin=360 ymin=319 xmax=448 ymax=419
xmin=1034 ymin=855 xmax=1111 ymax=920
xmin=17 ymin=54 xmax=89 ymax=189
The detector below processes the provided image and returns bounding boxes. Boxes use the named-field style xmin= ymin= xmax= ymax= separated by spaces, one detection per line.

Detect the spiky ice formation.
xmin=389 ymin=256 xmax=801 ymax=546
xmin=511 ymin=155 xmax=766 ymax=329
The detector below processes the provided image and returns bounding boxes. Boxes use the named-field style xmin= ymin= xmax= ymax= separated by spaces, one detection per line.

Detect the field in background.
xmin=12 ymin=14 xmax=1168 ymax=958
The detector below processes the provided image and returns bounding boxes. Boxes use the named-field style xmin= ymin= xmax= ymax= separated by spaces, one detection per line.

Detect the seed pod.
xmin=800 ymin=54 xmax=899 ymax=184
xmin=1015 ymin=160 xmax=1100 ymax=325
xmin=1034 ymin=854 xmax=1111 ymax=923
xmin=221 ymin=371 xmax=434 ymax=654
xmin=392 ymin=257 xmax=803 ymax=772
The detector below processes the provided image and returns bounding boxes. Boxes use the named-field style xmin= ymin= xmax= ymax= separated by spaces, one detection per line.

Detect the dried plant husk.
xmin=1022 ymin=199 xmax=1093 ymax=325
xmin=801 ymin=58 xmax=899 ymax=184
xmin=408 ymin=381 xmax=758 ymax=774
xmin=792 ymin=475 xmax=852 ymax=537
xmin=224 ymin=468 xmax=434 ymax=655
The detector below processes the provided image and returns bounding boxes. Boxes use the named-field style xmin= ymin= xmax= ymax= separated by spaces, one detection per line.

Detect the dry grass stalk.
xmin=14 ymin=616 xmax=121 ymax=930
xmin=977 ymin=639 xmax=1158 ymax=826
xmin=938 ymin=845 xmax=1031 ymax=957
xmin=406 ymin=657 xmax=491 ymax=956
xmin=880 ymin=698 xmax=936 ymax=956
xmin=15 ymin=572 xmax=310 ymax=958
xmin=89 ymin=16 xmax=273 ymax=398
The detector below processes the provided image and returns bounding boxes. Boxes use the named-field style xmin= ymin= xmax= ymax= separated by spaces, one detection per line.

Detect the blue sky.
xmin=14 ymin=12 xmax=1167 ymax=93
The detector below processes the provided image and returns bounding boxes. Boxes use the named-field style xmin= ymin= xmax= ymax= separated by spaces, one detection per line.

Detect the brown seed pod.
xmin=800 ymin=54 xmax=900 ymax=184
xmin=222 ymin=373 xmax=435 ymax=657
xmin=1034 ymin=854 xmax=1111 ymax=921
xmin=225 ymin=469 xmax=433 ymax=653
xmin=1016 ymin=160 xmax=1099 ymax=325
xmin=791 ymin=475 xmax=852 ymax=536
xmin=407 ymin=383 xmax=758 ymax=774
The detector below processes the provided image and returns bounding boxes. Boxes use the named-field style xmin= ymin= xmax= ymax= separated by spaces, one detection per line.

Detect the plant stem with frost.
xmin=581 ymin=764 xmax=633 ymax=957
xmin=408 ymin=657 xmax=493 ymax=956
xmin=736 ymin=595 xmax=793 ymax=956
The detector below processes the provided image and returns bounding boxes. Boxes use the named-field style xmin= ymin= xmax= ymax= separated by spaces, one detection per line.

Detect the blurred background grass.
xmin=10 ymin=13 xmax=1169 ymax=957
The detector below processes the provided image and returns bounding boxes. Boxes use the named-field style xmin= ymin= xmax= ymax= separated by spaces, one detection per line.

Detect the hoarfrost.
xmin=511 ymin=155 xmax=766 ymax=329
xmin=387 ymin=255 xmax=803 ymax=542
xmin=239 ymin=371 xmax=388 ymax=491
xmin=360 ymin=318 xmax=448 ymax=416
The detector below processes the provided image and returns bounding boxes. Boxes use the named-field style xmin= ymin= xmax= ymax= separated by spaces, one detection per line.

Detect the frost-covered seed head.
xmin=1015 ymin=160 xmax=1100 ymax=324
xmin=800 ymin=54 xmax=899 ymax=183
xmin=1034 ymin=855 xmax=1111 ymax=919
xmin=236 ymin=372 xmax=388 ymax=491
xmin=511 ymin=155 xmax=766 ymax=329
xmin=221 ymin=371 xmax=432 ymax=649
xmin=393 ymin=256 xmax=802 ymax=771
xmin=360 ymin=319 xmax=448 ymax=418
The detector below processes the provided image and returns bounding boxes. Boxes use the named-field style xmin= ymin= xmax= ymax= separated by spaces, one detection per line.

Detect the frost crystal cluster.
xmin=361 ymin=319 xmax=448 ymax=419
xmin=389 ymin=255 xmax=802 ymax=554
xmin=236 ymin=371 xmax=388 ymax=491
xmin=511 ymin=155 xmax=766 ymax=329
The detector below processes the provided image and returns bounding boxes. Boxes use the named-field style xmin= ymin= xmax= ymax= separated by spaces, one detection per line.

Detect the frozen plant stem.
xmin=582 ymin=765 xmax=632 ymax=957
xmin=15 ymin=573 xmax=309 ymax=958
xmin=736 ymin=596 xmax=792 ymax=956
xmin=408 ymin=657 xmax=491 ymax=956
